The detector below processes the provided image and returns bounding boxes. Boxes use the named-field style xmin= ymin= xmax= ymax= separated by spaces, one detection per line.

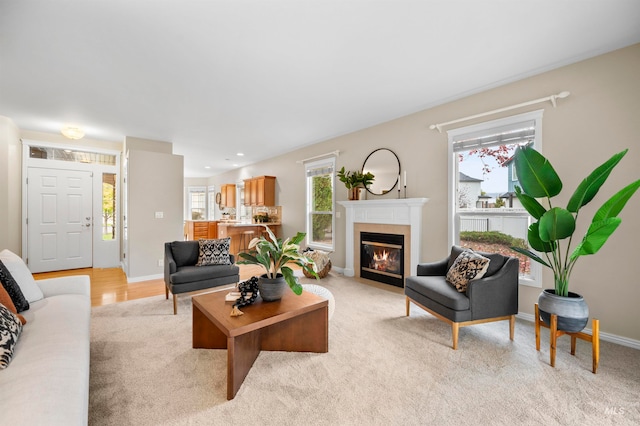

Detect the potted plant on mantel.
xmin=337 ymin=166 xmax=375 ymax=200
xmin=237 ymin=226 xmax=318 ymax=301
xmin=511 ymin=145 xmax=640 ymax=332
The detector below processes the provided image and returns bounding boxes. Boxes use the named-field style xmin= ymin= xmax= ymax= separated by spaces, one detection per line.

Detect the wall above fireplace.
xmin=338 ymin=198 xmax=428 ymax=282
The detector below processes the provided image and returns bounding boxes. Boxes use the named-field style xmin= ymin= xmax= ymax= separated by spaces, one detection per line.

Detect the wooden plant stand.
xmin=534 ymin=303 xmax=600 ymax=373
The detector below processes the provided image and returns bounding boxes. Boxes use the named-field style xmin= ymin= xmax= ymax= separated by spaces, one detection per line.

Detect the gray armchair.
xmin=405 ymin=245 xmax=519 ymax=349
xmin=164 ymin=241 xmax=240 ymax=314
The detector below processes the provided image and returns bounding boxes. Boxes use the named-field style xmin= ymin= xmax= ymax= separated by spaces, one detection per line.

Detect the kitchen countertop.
xmin=217 ymin=222 xmax=281 ymax=227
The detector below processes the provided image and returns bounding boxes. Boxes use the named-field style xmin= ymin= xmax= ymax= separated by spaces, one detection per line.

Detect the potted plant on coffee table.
xmin=511 ymin=145 xmax=640 ymax=332
xmin=337 ymin=166 xmax=375 ymax=200
xmin=237 ymin=226 xmax=318 ymax=301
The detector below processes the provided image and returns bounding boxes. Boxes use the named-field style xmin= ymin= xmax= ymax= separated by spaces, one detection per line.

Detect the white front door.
xmin=27 ymin=167 xmax=93 ymax=273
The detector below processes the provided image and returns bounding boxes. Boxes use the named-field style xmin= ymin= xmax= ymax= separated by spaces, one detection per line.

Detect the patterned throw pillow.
xmin=196 ymin=238 xmax=232 ymax=266
xmin=0 ymin=260 xmax=30 ymax=313
xmin=446 ymin=249 xmax=491 ymax=292
xmin=0 ymin=285 xmax=26 ymax=325
xmin=0 ymin=302 xmax=23 ymax=369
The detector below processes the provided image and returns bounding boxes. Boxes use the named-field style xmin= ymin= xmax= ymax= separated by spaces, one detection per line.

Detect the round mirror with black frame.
xmin=362 ymin=148 xmax=401 ymax=195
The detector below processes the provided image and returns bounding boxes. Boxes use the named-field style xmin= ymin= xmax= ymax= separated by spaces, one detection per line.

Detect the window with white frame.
xmin=186 ymin=186 xmax=206 ymax=220
xmin=447 ymin=110 xmax=543 ymax=287
xmin=305 ymin=157 xmax=336 ymax=251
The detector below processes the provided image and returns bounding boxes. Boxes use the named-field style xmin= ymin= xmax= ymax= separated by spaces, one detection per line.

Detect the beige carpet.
xmin=90 ymin=273 xmax=640 ymax=425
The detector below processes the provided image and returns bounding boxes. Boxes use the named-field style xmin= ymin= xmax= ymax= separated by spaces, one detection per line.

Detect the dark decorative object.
xmin=0 ymin=260 xmax=29 ymax=313
xmin=230 ymin=276 xmax=259 ymax=316
xmin=362 ymin=148 xmax=400 ymax=195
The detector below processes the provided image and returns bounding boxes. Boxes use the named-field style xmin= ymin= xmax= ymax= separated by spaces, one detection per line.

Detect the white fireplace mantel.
xmin=338 ymin=198 xmax=429 ymax=278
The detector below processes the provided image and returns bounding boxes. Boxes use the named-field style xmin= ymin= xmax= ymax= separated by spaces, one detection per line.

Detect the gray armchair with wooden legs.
xmin=405 ymin=245 xmax=519 ymax=349
xmin=164 ymin=241 xmax=240 ymax=314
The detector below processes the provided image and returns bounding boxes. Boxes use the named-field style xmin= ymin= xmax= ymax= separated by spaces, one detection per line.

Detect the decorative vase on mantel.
xmin=348 ymin=186 xmax=364 ymax=200
xmin=537 ymin=289 xmax=589 ymax=333
xmin=257 ymin=274 xmax=288 ymax=302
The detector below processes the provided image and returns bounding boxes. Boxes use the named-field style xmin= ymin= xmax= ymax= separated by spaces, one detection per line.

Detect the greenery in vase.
xmin=511 ymin=145 xmax=640 ymax=297
xmin=337 ymin=166 xmax=375 ymax=189
xmin=237 ymin=226 xmax=318 ymax=294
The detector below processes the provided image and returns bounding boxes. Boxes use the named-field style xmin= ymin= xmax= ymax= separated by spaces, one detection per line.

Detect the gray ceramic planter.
xmin=258 ymin=274 xmax=287 ymax=302
xmin=538 ymin=289 xmax=589 ymax=333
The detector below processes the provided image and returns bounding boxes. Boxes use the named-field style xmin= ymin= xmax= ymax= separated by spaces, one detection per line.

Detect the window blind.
xmin=453 ymin=120 xmax=535 ymax=153
xmin=306 ymin=162 xmax=334 ymax=177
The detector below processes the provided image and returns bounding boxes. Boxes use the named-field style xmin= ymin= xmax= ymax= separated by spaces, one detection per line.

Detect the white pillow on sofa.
xmin=0 ymin=250 xmax=44 ymax=303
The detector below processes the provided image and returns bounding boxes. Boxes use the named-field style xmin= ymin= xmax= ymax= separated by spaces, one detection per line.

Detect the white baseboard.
xmin=127 ymin=273 xmax=163 ymax=283
xmin=331 ymin=266 xmax=345 ymax=275
xmin=517 ymin=312 xmax=640 ymax=350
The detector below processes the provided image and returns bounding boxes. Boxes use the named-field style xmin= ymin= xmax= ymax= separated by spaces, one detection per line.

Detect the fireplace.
xmin=338 ymin=198 xmax=428 ymax=283
xmin=360 ymin=232 xmax=404 ymax=287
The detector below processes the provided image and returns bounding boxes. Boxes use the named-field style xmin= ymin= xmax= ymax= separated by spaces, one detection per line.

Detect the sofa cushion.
xmin=405 ymin=275 xmax=470 ymax=311
xmin=0 ymin=302 xmax=23 ymax=369
xmin=0 ymin=260 xmax=30 ymax=313
xmin=0 ymin=285 xmax=26 ymax=325
xmin=0 ymin=250 xmax=44 ymax=303
xmin=196 ymin=237 xmax=232 ymax=266
xmin=171 ymin=264 xmax=240 ymax=285
xmin=170 ymin=241 xmax=200 ymax=267
xmin=446 ymin=249 xmax=490 ymax=292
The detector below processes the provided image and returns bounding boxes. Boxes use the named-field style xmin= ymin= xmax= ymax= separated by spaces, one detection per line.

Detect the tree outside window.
xmin=306 ymin=157 xmax=335 ymax=250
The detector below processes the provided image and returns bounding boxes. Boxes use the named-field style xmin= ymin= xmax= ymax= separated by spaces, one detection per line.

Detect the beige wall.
xmin=210 ymin=44 xmax=640 ymax=341
xmin=0 ymin=116 xmax=22 ymax=254
xmin=126 ymin=140 xmax=184 ymax=280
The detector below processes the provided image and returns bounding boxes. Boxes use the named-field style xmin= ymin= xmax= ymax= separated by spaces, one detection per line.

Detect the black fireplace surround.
xmin=360 ymin=231 xmax=404 ymax=287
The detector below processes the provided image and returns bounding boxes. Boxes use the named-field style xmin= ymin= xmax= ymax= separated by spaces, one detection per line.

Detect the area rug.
xmin=90 ymin=274 xmax=640 ymax=425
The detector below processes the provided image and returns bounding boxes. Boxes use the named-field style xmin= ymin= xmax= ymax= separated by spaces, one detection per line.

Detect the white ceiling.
xmin=1 ymin=1 xmax=639 ymax=177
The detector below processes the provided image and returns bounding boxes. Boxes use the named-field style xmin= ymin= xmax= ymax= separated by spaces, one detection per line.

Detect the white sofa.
xmin=0 ymin=274 xmax=91 ymax=425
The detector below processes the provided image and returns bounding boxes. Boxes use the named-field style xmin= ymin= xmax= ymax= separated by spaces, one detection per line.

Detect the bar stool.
xmin=238 ymin=230 xmax=255 ymax=254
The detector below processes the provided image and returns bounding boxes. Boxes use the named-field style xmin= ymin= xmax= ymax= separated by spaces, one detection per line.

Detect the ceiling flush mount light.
xmin=236 ymin=152 xmax=244 ymax=156
xmin=61 ymin=126 xmax=85 ymax=140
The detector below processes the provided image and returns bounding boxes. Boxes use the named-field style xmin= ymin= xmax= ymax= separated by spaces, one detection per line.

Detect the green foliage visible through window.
xmin=311 ymin=174 xmax=333 ymax=245
xmin=102 ymin=173 xmax=116 ymax=240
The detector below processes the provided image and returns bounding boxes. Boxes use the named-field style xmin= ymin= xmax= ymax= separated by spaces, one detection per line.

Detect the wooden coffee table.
xmin=192 ymin=289 xmax=329 ymax=400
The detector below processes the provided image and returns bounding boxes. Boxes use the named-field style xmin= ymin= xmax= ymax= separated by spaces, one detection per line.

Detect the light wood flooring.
xmin=33 ymin=264 xmax=266 ymax=307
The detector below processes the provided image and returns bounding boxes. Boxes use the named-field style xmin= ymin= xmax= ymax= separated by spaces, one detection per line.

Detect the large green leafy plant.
xmin=237 ymin=226 xmax=318 ymax=294
xmin=511 ymin=146 xmax=640 ymax=297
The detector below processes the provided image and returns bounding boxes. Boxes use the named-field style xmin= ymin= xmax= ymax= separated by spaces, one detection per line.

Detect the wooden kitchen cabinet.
xmin=185 ymin=221 xmax=218 ymax=240
xmin=243 ymin=178 xmax=255 ymax=206
xmin=243 ymin=176 xmax=276 ymax=206
xmin=220 ymin=184 xmax=236 ymax=208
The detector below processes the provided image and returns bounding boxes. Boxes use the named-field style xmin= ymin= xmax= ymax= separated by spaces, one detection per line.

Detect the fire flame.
xmin=371 ymin=249 xmax=399 ymax=272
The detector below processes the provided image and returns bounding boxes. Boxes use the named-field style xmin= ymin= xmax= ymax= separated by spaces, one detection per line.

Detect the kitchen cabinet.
xmin=220 ymin=184 xmax=236 ymax=208
xmin=243 ymin=176 xmax=276 ymax=206
xmin=185 ymin=221 xmax=218 ymax=240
